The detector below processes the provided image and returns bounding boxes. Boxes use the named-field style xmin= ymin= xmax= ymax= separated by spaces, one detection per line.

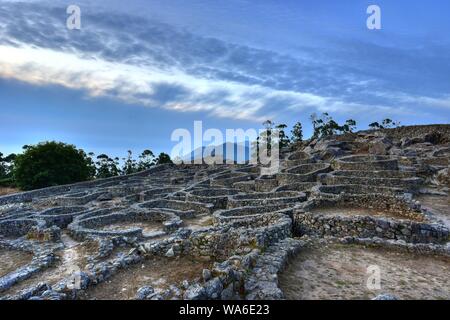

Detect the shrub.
xmin=13 ymin=141 xmax=93 ymax=190
xmin=155 ymin=152 xmax=173 ymax=165
xmin=0 ymin=177 xmax=15 ymax=188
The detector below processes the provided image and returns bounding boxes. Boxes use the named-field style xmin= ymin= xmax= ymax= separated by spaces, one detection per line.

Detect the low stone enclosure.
xmin=0 ymin=125 xmax=449 ymax=300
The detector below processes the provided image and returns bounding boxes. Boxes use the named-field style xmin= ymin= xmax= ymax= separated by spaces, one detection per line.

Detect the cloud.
xmin=0 ymin=1 xmax=449 ymax=124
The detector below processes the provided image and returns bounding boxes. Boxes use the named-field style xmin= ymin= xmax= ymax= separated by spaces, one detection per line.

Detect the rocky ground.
xmin=0 ymin=124 xmax=449 ymax=300
xmin=279 ymin=242 xmax=450 ymax=300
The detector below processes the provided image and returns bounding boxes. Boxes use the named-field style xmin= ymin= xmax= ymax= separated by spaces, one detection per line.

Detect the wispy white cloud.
xmin=0 ymin=1 xmax=449 ymax=124
xmin=0 ymin=44 xmax=360 ymax=122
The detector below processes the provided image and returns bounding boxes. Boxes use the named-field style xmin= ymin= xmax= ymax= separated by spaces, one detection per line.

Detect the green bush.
xmin=0 ymin=177 xmax=15 ymax=188
xmin=155 ymin=152 xmax=173 ymax=165
xmin=13 ymin=141 xmax=93 ymax=190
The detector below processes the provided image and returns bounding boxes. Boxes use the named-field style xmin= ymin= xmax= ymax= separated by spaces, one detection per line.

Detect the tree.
xmin=112 ymin=157 xmax=120 ymax=175
xmin=13 ymin=141 xmax=93 ymax=190
xmin=291 ymin=122 xmax=303 ymax=142
xmin=4 ymin=154 xmax=17 ymax=164
xmin=137 ymin=149 xmax=155 ymax=171
xmin=311 ymin=113 xmax=339 ymax=138
xmin=155 ymin=153 xmax=173 ymax=165
xmin=382 ymin=118 xmax=400 ymax=128
xmin=342 ymin=119 xmax=357 ymax=133
xmin=310 ymin=113 xmax=318 ymax=136
xmin=259 ymin=120 xmax=275 ymax=157
xmin=311 ymin=113 xmax=357 ymax=138
xmin=275 ymin=124 xmax=290 ymax=148
xmin=122 ymin=150 xmax=138 ymax=175
xmin=382 ymin=118 xmax=394 ymax=128
xmin=0 ymin=153 xmax=17 ymax=187
xmin=369 ymin=122 xmax=382 ymax=129
xmin=85 ymin=152 xmax=97 ymax=178
xmin=0 ymin=152 xmax=5 ymax=178
xmin=369 ymin=119 xmax=401 ymax=130
xmin=253 ymin=120 xmax=293 ymax=160
xmin=95 ymin=154 xmax=120 ymax=178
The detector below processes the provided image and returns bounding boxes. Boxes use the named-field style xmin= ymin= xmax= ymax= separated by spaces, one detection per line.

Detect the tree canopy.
xmin=13 ymin=141 xmax=92 ymax=190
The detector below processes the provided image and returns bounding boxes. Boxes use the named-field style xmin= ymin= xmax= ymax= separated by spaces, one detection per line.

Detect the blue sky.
xmin=0 ymin=0 xmax=449 ymax=158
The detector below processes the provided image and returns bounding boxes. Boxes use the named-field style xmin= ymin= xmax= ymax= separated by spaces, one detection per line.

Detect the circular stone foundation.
xmin=69 ymin=210 xmax=181 ymax=240
xmin=214 ymin=205 xmax=295 ymax=224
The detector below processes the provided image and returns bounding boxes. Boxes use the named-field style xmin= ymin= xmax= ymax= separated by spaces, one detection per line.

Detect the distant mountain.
xmin=182 ymin=141 xmax=252 ymax=164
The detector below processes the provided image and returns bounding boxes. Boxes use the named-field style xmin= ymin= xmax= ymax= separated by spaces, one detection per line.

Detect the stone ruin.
xmin=0 ymin=124 xmax=449 ymax=300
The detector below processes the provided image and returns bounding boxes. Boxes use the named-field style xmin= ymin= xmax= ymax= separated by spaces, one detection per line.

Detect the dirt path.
xmin=279 ymin=244 xmax=450 ymax=300
xmin=81 ymin=256 xmax=212 ymax=300
xmin=1 ymin=234 xmax=100 ymax=297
